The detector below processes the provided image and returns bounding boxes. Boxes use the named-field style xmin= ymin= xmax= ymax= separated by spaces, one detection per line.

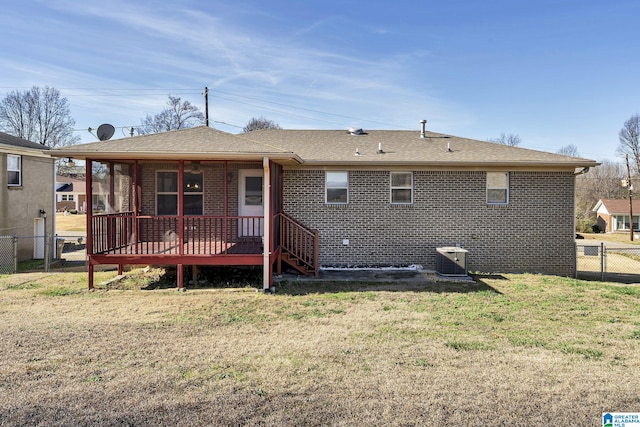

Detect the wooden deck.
xmin=88 ymin=213 xmax=267 ymax=267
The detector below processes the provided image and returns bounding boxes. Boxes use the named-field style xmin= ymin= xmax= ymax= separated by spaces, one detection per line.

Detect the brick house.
xmin=56 ymin=174 xmax=87 ymax=212
xmin=53 ymin=125 xmax=598 ymax=290
xmin=593 ymin=199 xmax=640 ymax=232
xmin=1 ymin=132 xmax=55 ymax=261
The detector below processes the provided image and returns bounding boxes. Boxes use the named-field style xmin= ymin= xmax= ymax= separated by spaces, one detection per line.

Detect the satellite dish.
xmin=97 ymin=123 xmax=115 ymax=141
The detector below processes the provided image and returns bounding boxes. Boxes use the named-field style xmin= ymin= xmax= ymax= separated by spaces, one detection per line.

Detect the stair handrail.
xmin=279 ymin=212 xmax=319 ymax=276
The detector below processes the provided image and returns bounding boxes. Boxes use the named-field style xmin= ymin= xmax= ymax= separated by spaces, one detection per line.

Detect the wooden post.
xmin=204 ymin=87 xmax=209 ymax=127
xmin=177 ymin=264 xmax=184 ymax=289
xmin=88 ymin=263 xmax=94 ymax=290
xmin=178 ymin=161 xmax=184 ymax=256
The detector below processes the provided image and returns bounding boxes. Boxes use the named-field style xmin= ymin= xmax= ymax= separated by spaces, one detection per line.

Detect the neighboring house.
xmin=52 ymin=125 xmax=598 ymax=290
xmin=592 ymin=199 xmax=640 ymax=232
xmin=56 ymin=174 xmax=87 ymax=212
xmin=0 ymin=132 xmax=55 ymax=261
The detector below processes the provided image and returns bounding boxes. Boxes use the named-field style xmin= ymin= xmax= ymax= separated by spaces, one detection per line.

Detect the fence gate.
xmin=0 ymin=235 xmax=87 ymax=274
xmin=576 ymin=242 xmax=640 ymax=283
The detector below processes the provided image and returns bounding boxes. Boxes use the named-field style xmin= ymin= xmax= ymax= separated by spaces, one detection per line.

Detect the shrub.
xmin=575 ymin=219 xmax=593 ymax=233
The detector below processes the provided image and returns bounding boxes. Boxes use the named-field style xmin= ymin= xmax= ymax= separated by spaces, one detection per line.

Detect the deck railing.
xmin=91 ymin=214 xmax=264 ymax=255
xmin=91 ymin=212 xmax=135 ymax=254
xmin=279 ymin=212 xmax=319 ymax=275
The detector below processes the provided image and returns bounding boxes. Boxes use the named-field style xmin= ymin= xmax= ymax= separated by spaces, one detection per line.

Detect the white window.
xmin=486 ymin=172 xmax=509 ymax=204
xmin=61 ymin=194 xmax=75 ymax=201
xmin=614 ymin=215 xmax=639 ymax=231
xmin=157 ymin=171 xmax=178 ymax=215
xmin=156 ymin=170 xmax=204 ymax=215
xmin=391 ymin=172 xmax=413 ymax=204
xmin=7 ymin=154 xmax=21 ymax=186
xmin=326 ymin=171 xmax=348 ymax=204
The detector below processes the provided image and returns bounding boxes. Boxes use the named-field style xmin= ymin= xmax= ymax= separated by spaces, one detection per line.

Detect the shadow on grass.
xmin=140 ymin=266 xmax=263 ymax=290
xmin=577 ymin=271 xmax=640 ymax=285
xmin=134 ymin=267 xmax=505 ymax=294
xmin=276 ymin=275 xmax=503 ymax=296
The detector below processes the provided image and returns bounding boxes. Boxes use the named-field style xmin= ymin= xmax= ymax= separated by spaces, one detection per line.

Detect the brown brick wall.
xmin=139 ymin=161 xmax=262 ymax=216
xmin=282 ymin=170 xmax=576 ymax=276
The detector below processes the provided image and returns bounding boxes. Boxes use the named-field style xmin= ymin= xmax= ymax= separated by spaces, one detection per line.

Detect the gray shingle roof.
xmin=245 ymin=129 xmax=597 ymax=168
xmin=52 ymin=126 xmax=598 ymax=168
xmin=54 ymin=126 xmax=295 ymax=160
xmin=0 ymin=131 xmax=49 ymax=151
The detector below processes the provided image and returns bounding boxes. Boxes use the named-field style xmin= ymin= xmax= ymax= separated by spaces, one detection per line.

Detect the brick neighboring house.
xmin=56 ymin=174 xmax=87 ymax=212
xmin=52 ymin=125 xmax=598 ymax=290
xmin=593 ymin=199 xmax=640 ymax=232
xmin=1 ymin=132 xmax=55 ymax=261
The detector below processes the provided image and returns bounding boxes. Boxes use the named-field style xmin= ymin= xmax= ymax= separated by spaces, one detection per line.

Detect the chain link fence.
xmin=0 ymin=235 xmax=87 ymax=274
xmin=576 ymin=242 xmax=640 ymax=283
xmin=3 ymin=236 xmax=640 ymax=283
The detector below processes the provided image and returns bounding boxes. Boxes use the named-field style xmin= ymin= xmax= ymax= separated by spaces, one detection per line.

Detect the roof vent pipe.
xmin=420 ymin=119 xmax=427 ymax=138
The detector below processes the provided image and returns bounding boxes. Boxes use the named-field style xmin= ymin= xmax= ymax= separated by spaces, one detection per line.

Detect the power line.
xmin=211 ymin=89 xmax=411 ymax=129
xmin=0 ymin=85 xmax=413 ymax=130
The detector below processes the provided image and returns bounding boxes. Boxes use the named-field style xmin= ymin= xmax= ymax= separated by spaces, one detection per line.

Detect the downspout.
xmin=51 ymin=158 xmax=56 ymax=258
xmin=86 ymin=159 xmax=94 ymax=290
xmin=263 ymin=157 xmax=271 ymax=292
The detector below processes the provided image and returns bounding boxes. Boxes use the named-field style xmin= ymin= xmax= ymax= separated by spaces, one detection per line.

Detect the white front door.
xmin=238 ymin=169 xmax=264 ymax=237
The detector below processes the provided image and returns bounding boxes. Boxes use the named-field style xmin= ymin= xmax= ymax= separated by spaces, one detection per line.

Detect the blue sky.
xmin=1 ymin=0 xmax=639 ymax=162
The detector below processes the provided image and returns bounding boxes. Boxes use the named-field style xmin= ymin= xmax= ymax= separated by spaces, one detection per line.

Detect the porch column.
xmin=263 ymin=157 xmax=272 ymax=291
xmin=177 ymin=161 xmax=184 ymax=289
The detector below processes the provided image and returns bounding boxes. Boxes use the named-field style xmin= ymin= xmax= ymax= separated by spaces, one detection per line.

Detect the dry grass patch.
xmin=580 ymin=232 xmax=640 ymax=245
xmin=55 ymin=212 xmax=86 ymax=232
xmin=0 ymin=271 xmax=639 ymax=425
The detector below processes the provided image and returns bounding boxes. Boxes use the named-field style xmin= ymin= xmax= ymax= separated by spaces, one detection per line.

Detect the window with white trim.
xmin=61 ymin=194 xmax=75 ymax=201
xmin=390 ymin=172 xmax=413 ymax=204
xmin=614 ymin=215 xmax=639 ymax=231
xmin=486 ymin=172 xmax=509 ymax=204
xmin=7 ymin=154 xmax=21 ymax=186
xmin=326 ymin=171 xmax=348 ymax=204
xmin=157 ymin=171 xmax=178 ymax=215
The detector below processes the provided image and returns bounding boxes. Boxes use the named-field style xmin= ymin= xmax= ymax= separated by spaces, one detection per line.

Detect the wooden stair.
xmin=280 ymin=251 xmax=316 ymax=276
xmin=278 ymin=212 xmax=319 ymax=276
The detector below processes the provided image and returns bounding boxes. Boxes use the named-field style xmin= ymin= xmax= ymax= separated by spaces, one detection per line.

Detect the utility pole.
xmin=204 ymin=87 xmax=209 ymax=127
xmin=626 ymin=154 xmax=634 ymax=241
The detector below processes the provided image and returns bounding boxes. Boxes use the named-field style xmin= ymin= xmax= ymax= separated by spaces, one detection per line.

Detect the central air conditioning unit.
xmin=435 ymin=247 xmax=468 ymax=277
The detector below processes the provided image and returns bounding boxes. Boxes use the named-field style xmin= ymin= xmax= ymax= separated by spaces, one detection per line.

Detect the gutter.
xmin=574 ymin=167 xmax=590 ymax=175
xmin=46 ymin=150 xmax=304 ymax=164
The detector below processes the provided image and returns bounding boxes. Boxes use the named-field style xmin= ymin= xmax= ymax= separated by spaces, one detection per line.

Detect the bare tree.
xmin=575 ymin=159 xmax=627 ymax=232
xmin=557 ymin=144 xmax=579 ymax=157
xmin=489 ymin=133 xmax=521 ymax=147
xmin=242 ymin=116 xmax=281 ymax=133
xmin=0 ymin=86 xmax=80 ymax=148
xmin=617 ymin=114 xmax=640 ymax=174
xmin=139 ymin=95 xmax=204 ymax=134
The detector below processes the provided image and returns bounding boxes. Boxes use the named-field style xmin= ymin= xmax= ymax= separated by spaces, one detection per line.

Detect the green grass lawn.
xmin=0 ymin=270 xmax=639 ymax=425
